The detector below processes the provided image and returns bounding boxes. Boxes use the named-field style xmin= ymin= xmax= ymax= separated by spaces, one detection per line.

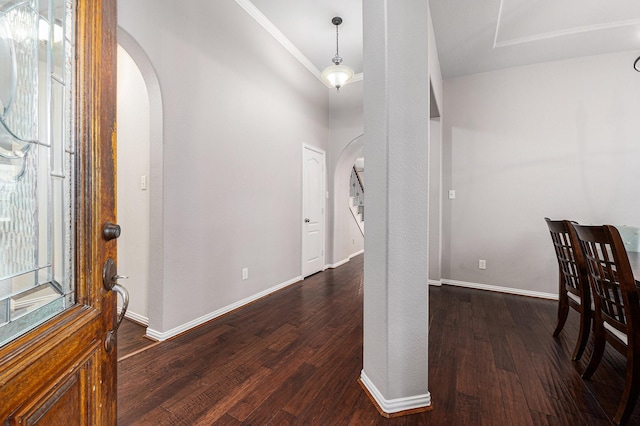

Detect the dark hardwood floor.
xmin=117 ymin=319 xmax=158 ymax=362
xmin=117 ymin=255 xmax=640 ymax=425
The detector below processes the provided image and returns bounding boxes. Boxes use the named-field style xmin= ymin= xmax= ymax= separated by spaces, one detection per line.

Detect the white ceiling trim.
xmin=233 ymin=0 xmax=324 ymax=84
xmin=233 ymin=0 xmax=363 ymax=89
xmin=495 ymin=19 xmax=640 ymax=48
xmin=493 ymin=0 xmax=640 ymax=49
xmin=492 ymin=0 xmax=507 ymax=49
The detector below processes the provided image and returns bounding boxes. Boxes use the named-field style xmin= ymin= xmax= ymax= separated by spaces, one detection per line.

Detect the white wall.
xmin=327 ymin=5 xmax=444 ymax=273
xmin=428 ymin=4 xmax=443 ymax=284
xmin=328 ymin=80 xmax=365 ymax=265
xmin=428 ymin=6 xmax=443 ymax=111
xmin=428 ymin=118 xmax=442 ymax=284
xmin=116 ymin=46 xmax=150 ymax=322
xmin=442 ymin=50 xmax=640 ymax=296
xmin=118 ymin=0 xmax=329 ymax=335
xmin=362 ymin=0 xmax=431 ymax=410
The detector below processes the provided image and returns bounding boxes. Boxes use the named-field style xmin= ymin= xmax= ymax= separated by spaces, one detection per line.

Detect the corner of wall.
xmin=427 ymin=4 xmax=443 ymax=112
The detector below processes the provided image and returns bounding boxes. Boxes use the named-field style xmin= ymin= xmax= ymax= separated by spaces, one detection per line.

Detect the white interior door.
xmin=302 ymin=145 xmax=326 ymax=277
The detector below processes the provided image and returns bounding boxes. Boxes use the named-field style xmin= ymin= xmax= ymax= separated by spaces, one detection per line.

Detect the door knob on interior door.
xmin=304 ymin=218 xmax=310 ymax=223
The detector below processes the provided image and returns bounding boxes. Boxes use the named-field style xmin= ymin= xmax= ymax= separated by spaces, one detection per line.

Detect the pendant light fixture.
xmin=321 ymin=17 xmax=354 ymax=91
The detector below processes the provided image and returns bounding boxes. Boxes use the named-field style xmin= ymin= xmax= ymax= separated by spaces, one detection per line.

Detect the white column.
xmin=361 ymin=0 xmax=431 ymax=415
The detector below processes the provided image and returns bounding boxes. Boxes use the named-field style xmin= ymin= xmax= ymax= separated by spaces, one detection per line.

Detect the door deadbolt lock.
xmin=103 ymin=222 xmax=121 ymax=241
xmin=102 ymin=258 xmax=128 ymax=291
xmin=304 ymin=218 xmax=310 ymax=223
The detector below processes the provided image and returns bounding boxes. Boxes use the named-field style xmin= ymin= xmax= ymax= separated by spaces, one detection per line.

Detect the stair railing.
xmin=350 ymin=166 xmax=364 ymax=221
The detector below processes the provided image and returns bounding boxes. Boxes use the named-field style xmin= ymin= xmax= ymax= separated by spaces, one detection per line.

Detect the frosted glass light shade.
xmin=321 ymin=64 xmax=354 ymax=90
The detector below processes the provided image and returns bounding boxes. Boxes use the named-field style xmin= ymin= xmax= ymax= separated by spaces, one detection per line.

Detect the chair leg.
xmin=553 ymin=291 xmax=569 ymax=337
xmin=582 ymin=319 xmax=605 ymax=380
xmin=572 ymin=308 xmax=591 ymax=362
xmin=613 ymin=352 xmax=640 ymax=425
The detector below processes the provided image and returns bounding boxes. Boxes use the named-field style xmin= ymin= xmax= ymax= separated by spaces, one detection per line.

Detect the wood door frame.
xmin=0 ymin=0 xmax=118 ymax=422
xmin=301 ymin=144 xmax=326 ymax=277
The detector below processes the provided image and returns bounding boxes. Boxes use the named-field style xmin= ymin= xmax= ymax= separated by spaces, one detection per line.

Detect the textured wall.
xmin=117 ymin=46 xmax=150 ymax=322
xmin=119 ymin=0 xmax=330 ymax=333
xmin=442 ymin=50 xmax=640 ymax=296
xmin=327 ymin=80 xmax=365 ymax=265
xmin=363 ymin=0 xmax=431 ymax=409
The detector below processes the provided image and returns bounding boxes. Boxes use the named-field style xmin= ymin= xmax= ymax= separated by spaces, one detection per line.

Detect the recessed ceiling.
xmin=495 ymin=0 xmax=640 ymax=47
xmin=240 ymin=0 xmax=640 ymax=81
xmin=430 ymin=0 xmax=640 ymax=78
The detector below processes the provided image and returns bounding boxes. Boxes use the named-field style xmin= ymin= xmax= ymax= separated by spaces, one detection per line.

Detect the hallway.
xmin=117 ymin=255 xmax=639 ymax=424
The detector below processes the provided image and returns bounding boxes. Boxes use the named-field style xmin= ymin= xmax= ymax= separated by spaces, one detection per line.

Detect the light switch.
xmin=448 ymin=190 xmax=456 ymax=200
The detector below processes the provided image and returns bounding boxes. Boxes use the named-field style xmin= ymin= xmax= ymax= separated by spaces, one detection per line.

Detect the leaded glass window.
xmin=0 ymin=0 xmax=75 ymax=347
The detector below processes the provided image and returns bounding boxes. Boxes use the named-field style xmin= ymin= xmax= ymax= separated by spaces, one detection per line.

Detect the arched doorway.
xmin=331 ymin=134 xmax=364 ymax=266
xmin=117 ymin=28 xmax=164 ymax=336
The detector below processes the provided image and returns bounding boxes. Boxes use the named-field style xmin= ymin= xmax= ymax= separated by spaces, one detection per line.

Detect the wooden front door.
xmin=0 ymin=0 xmax=118 ymax=423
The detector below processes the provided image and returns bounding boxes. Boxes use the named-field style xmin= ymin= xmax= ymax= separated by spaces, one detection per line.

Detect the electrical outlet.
xmin=242 ymin=268 xmax=248 ymax=280
xmin=478 ymin=259 xmax=486 ymax=270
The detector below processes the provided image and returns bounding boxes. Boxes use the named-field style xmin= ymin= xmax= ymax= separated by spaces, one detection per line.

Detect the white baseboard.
xmin=350 ymin=249 xmax=364 ymax=259
xmin=360 ymin=371 xmax=432 ymax=415
xmin=441 ymin=279 xmax=558 ymax=300
xmin=146 ymin=275 xmax=303 ymax=341
xmin=326 ymin=258 xmax=350 ymax=269
xmin=123 ymin=310 xmax=149 ymax=326
xmin=326 ymin=250 xmax=364 ymax=269
xmin=428 ymin=279 xmax=442 ymax=287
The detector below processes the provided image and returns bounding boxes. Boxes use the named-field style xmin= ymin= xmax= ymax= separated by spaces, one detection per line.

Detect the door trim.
xmin=301 ymin=144 xmax=326 ymax=277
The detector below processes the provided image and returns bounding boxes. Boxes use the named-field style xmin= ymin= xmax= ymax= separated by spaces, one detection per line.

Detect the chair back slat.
xmin=573 ymin=223 xmax=640 ymax=425
xmin=545 ymin=218 xmax=593 ymax=361
xmin=545 ymin=218 xmax=585 ymax=298
xmin=572 ymin=224 xmax=637 ymax=335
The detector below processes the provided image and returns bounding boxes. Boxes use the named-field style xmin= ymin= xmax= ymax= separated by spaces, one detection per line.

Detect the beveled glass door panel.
xmin=0 ymin=0 xmax=75 ymax=347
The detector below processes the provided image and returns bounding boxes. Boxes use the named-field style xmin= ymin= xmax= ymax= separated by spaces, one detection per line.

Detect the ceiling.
xmin=240 ymin=0 xmax=640 ymax=81
xmin=239 ymin=0 xmax=363 ymax=79
xmin=431 ymin=0 xmax=640 ymax=78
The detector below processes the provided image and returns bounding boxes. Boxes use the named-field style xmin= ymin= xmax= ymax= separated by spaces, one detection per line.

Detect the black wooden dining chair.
xmin=573 ymin=223 xmax=640 ymax=426
xmin=545 ymin=218 xmax=592 ymax=361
